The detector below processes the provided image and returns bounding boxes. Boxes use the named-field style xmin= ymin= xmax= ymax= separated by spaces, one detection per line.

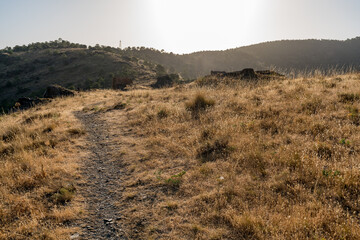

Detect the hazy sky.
xmin=1 ymin=0 xmax=360 ymax=53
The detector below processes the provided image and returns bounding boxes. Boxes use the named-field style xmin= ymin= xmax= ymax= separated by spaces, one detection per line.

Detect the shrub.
xmin=226 ymin=214 xmax=261 ymax=239
xmin=316 ymin=143 xmax=332 ymax=160
xmin=200 ymin=129 xmax=214 ymax=140
xmin=165 ymin=171 xmax=186 ymax=188
xmin=164 ymin=201 xmax=178 ymax=211
xmin=156 ymin=170 xmax=186 ymax=189
xmin=339 ymin=93 xmax=360 ymax=103
xmin=259 ymin=120 xmax=278 ymax=135
xmin=348 ymin=107 xmax=360 ymax=125
xmin=51 ymin=184 xmax=76 ymax=204
xmin=197 ymin=138 xmax=232 ymax=162
xmin=157 ymin=109 xmax=169 ymax=119
xmin=43 ymin=124 xmax=56 ymax=133
xmin=339 ymin=138 xmax=350 ymax=146
xmin=302 ymin=98 xmax=323 ymax=114
xmin=67 ymin=128 xmax=86 ymax=136
xmin=309 ymin=123 xmax=327 ymax=137
xmin=1 ymin=127 xmax=20 ymax=142
xmin=185 ymin=94 xmax=215 ymax=116
xmin=23 ymin=112 xmax=60 ymax=124
xmin=112 ymin=102 xmax=126 ymax=110
xmin=244 ymin=151 xmax=267 ymax=177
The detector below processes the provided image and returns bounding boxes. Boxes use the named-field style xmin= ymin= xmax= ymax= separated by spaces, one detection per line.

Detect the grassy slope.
xmin=0 ymin=96 xmax=89 ymax=239
xmin=0 ymin=48 xmax=157 ymax=110
xmin=2 ymin=73 xmax=360 ymax=239
xmin=110 ymin=73 xmax=360 ymax=239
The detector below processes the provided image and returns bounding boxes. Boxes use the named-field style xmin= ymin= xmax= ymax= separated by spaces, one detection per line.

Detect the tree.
xmin=155 ymin=64 xmax=166 ymax=76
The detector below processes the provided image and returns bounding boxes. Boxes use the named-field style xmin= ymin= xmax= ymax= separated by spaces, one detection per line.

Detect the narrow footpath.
xmin=72 ymin=111 xmax=128 ymax=240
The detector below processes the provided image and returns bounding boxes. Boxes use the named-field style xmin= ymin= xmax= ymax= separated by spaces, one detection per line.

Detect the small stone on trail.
xmin=104 ymin=218 xmax=113 ymax=223
xmin=70 ymin=233 xmax=80 ymax=239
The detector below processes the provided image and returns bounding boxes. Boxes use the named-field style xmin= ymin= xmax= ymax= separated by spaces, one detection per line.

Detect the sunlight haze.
xmin=1 ymin=0 xmax=360 ymax=53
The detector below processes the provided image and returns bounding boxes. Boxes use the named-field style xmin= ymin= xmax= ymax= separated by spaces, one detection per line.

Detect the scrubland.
xmin=2 ymin=73 xmax=360 ymax=239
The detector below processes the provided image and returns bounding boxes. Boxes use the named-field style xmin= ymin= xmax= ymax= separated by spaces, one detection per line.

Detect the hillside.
xmin=2 ymin=73 xmax=360 ymax=239
xmin=0 ymin=42 xmax=160 ymax=111
xmin=123 ymin=37 xmax=360 ymax=78
xmin=2 ymin=37 xmax=360 ymax=111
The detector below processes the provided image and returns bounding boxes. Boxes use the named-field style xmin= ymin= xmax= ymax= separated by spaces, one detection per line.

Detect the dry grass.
xmin=3 ymin=73 xmax=360 ymax=239
xmin=109 ymin=73 xmax=360 ymax=239
xmin=0 ymin=96 xmax=89 ymax=239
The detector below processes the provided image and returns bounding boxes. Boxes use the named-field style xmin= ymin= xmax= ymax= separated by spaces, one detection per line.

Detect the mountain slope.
xmin=0 ymin=47 xmax=158 ymax=111
xmin=123 ymin=37 xmax=360 ymax=78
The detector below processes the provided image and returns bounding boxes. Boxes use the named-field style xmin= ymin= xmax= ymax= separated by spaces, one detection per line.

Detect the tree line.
xmin=0 ymin=38 xmax=87 ymax=54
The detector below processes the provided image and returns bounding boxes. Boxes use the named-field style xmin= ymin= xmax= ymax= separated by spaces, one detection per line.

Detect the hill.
xmin=2 ymin=37 xmax=360 ymax=110
xmin=123 ymin=37 xmax=360 ymax=78
xmin=1 ymin=73 xmax=360 ymax=239
xmin=0 ymin=40 xmax=161 ymax=111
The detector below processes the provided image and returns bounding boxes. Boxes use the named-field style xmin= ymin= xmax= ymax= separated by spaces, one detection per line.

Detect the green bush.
xmin=51 ymin=184 xmax=76 ymax=204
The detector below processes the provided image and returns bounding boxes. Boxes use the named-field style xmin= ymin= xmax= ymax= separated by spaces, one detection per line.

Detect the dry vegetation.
xmin=111 ymin=73 xmax=360 ymax=239
xmin=2 ymin=73 xmax=360 ymax=239
xmin=0 ymin=97 xmax=86 ymax=239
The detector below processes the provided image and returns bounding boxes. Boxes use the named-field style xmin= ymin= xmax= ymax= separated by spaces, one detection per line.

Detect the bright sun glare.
xmin=141 ymin=0 xmax=263 ymax=53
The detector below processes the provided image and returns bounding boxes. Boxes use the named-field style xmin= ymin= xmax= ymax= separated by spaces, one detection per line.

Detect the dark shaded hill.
xmin=0 ymin=46 xmax=158 ymax=111
xmin=122 ymin=37 xmax=360 ymax=78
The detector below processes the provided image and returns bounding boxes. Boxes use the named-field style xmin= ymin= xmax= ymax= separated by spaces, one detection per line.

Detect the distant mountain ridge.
xmin=121 ymin=37 xmax=360 ymax=78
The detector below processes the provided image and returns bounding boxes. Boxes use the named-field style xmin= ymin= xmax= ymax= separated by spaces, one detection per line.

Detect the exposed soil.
xmin=72 ymin=110 xmax=129 ymax=240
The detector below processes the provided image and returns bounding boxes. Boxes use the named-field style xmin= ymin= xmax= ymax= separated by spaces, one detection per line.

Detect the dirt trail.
xmin=72 ymin=111 xmax=128 ymax=240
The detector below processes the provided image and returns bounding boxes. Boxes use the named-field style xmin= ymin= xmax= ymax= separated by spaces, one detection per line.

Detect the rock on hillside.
xmin=43 ymin=85 xmax=75 ymax=98
xmin=151 ymin=74 xmax=181 ymax=88
xmin=209 ymin=68 xmax=285 ymax=80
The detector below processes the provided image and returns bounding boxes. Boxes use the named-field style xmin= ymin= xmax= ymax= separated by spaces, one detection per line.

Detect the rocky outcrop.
xmin=209 ymin=68 xmax=284 ymax=80
xmin=43 ymin=85 xmax=75 ymax=98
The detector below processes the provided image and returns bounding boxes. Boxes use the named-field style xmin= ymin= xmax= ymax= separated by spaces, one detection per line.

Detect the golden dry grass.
xmin=108 ymin=73 xmax=360 ymax=239
xmin=0 ymin=96 xmax=89 ymax=239
xmin=2 ymin=73 xmax=360 ymax=239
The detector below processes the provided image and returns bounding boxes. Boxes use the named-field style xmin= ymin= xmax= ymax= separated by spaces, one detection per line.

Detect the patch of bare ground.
xmin=71 ymin=110 xmax=128 ymax=239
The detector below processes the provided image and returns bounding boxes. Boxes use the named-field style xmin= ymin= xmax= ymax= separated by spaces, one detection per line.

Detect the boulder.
xmin=240 ymin=68 xmax=258 ymax=79
xmin=15 ymin=97 xmax=51 ymax=110
xmin=151 ymin=74 xmax=180 ymax=88
xmin=16 ymin=97 xmax=35 ymax=109
xmin=112 ymin=77 xmax=133 ymax=90
xmin=43 ymin=85 xmax=75 ymax=98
